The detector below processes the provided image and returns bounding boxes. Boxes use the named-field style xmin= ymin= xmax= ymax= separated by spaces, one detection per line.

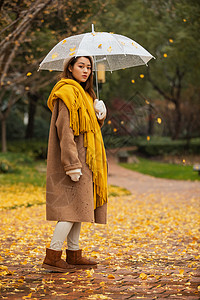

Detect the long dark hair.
xmin=60 ymin=56 xmax=96 ymax=100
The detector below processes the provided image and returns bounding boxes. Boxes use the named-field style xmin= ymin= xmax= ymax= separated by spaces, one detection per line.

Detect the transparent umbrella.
xmin=39 ymin=24 xmax=155 ymax=98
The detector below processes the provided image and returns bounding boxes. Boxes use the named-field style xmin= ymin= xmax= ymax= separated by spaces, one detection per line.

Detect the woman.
xmin=42 ymin=56 xmax=108 ymax=272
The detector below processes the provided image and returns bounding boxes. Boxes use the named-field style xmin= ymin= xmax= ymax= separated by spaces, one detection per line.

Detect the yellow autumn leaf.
xmin=98 ymin=44 xmax=102 ymax=48
xmin=85 ymin=269 xmax=94 ymax=277
xmin=157 ymin=117 xmax=162 ymax=124
xmin=26 ymin=72 xmax=32 ymax=77
xmin=70 ymin=47 xmax=76 ymax=52
xmin=131 ymin=79 xmax=135 ymax=83
xmin=163 ymin=53 xmax=168 ymax=58
xmin=139 ymin=273 xmax=148 ymax=280
xmin=140 ymin=74 xmax=144 ymax=78
xmin=107 ymin=46 xmax=112 ymax=53
xmin=107 ymin=274 xmax=115 ymax=279
xmin=132 ymin=42 xmax=138 ymax=48
xmin=52 ymin=53 xmax=58 ymax=59
xmin=70 ymin=52 xmax=75 ymax=56
xmin=62 ymin=40 xmax=67 ymax=44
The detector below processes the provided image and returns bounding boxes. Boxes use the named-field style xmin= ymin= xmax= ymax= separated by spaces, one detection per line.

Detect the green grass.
xmin=0 ymin=152 xmax=46 ymax=186
xmin=120 ymin=158 xmax=200 ymax=181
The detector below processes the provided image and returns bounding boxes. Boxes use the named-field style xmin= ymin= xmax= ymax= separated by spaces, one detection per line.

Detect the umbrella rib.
xmin=106 ymin=55 xmax=113 ymax=72
xmin=111 ymin=34 xmax=126 ymax=56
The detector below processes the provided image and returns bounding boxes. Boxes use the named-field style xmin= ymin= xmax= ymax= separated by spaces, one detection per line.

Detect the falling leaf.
xmin=147 ymin=136 xmax=150 ymax=141
xmin=70 ymin=47 xmax=76 ymax=52
xmin=169 ymin=39 xmax=173 ymax=43
xmin=70 ymin=52 xmax=75 ymax=56
xmin=98 ymin=44 xmax=102 ymax=48
xmin=157 ymin=117 xmax=162 ymax=124
xmin=49 ymin=70 xmax=53 ymax=72
xmin=26 ymin=72 xmax=32 ymax=77
xmin=113 ymin=128 xmax=117 ymax=132
xmin=62 ymin=40 xmax=67 ymax=44
xmin=140 ymin=74 xmax=144 ymax=78
xmin=120 ymin=41 xmax=125 ymax=45
xmin=131 ymin=79 xmax=135 ymax=83
xmin=139 ymin=273 xmax=148 ymax=280
xmin=183 ymin=18 xmax=187 ymax=22
xmin=107 ymin=46 xmax=112 ymax=53
xmin=108 ymin=120 xmax=111 ymax=124
xmin=163 ymin=53 xmax=168 ymax=58
xmin=145 ymin=99 xmax=150 ymax=104
xmin=107 ymin=274 xmax=115 ymax=279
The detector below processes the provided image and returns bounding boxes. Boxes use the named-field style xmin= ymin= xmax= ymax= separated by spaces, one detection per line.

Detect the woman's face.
xmin=69 ymin=57 xmax=92 ymax=83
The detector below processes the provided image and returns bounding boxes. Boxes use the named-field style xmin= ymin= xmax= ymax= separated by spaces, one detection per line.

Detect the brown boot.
xmin=66 ymin=249 xmax=97 ymax=269
xmin=42 ymin=248 xmax=75 ymax=272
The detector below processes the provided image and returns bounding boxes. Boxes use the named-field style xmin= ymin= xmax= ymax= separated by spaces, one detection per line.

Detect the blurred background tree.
xmin=96 ymin=0 xmax=200 ymax=140
xmin=0 ymin=0 xmax=107 ymax=152
xmin=0 ymin=0 xmax=199 ymax=154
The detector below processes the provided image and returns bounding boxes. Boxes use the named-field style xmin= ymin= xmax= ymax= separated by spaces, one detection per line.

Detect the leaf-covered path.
xmin=0 ymin=158 xmax=200 ymax=299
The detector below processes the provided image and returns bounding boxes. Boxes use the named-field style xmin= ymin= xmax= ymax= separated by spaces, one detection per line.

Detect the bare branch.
xmin=146 ymin=68 xmax=173 ymax=102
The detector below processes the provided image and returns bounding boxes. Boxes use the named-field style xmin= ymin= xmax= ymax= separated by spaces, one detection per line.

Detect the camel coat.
xmin=46 ymin=99 xmax=107 ymax=224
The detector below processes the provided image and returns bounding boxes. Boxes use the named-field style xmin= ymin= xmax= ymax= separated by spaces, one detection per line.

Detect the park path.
xmin=0 ymin=155 xmax=200 ymax=299
xmin=107 ymin=154 xmax=200 ymax=199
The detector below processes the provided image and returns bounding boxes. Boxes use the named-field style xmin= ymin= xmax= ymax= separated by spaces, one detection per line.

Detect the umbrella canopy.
xmin=39 ymin=26 xmax=154 ymax=72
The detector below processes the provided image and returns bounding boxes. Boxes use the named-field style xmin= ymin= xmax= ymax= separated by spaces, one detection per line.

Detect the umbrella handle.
xmin=94 ymin=56 xmax=99 ymax=100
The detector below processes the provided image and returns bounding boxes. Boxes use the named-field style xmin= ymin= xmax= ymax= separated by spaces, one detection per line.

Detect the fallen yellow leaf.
xmin=107 ymin=274 xmax=115 ymax=279
xmin=139 ymin=273 xmax=147 ymax=280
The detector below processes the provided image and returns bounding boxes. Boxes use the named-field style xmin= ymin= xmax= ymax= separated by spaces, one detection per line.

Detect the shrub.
xmin=0 ymin=159 xmax=15 ymax=173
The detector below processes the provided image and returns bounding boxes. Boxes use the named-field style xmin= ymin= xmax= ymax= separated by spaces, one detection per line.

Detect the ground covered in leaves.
xmin=0 ymin=184 xmax=200 ymax=299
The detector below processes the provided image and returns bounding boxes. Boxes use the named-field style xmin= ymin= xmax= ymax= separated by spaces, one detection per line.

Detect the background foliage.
xmin=0 ymin=0 xmax=199 ymax=155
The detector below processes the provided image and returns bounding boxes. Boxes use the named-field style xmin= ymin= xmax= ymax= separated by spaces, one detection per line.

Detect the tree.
xmin=0 ymin=0 xmax=108 ymax=151
xmin=97 ymin=0 xmax=200 ymax=139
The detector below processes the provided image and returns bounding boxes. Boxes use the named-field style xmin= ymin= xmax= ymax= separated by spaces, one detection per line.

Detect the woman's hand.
xmin=94 ymin=99 xmax=107 ymax=120
xmin=66 ymin=169 xmax=82 ymax=182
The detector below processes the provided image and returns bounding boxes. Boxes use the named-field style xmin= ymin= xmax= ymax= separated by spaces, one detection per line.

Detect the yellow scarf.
xmin=47 ymin=79 xmax=108 ymax=209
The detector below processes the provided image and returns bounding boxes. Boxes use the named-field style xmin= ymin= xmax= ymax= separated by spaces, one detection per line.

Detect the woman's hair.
xmin=60 ymin=56 xmax=96 ymax=100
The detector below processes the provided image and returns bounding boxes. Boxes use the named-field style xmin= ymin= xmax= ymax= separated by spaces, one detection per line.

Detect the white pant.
xmin=50 ymin=221 xmax=81 ymax=251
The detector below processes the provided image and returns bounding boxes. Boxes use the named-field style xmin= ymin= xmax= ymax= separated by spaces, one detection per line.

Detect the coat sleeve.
xmin=55 ymin=100 xmax=82 ymax=172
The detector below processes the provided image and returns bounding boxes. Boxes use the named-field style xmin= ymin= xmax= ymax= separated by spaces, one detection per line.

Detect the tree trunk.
xmin=148 ymin=105 xmax=153 ymax=136
xmin=1 ymin=117 xmax=7 ymax=152
xmin=25 ymin=92 xmax=39 ymax=139
xmin=172 ymin=102 xmax=182 ymax=140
